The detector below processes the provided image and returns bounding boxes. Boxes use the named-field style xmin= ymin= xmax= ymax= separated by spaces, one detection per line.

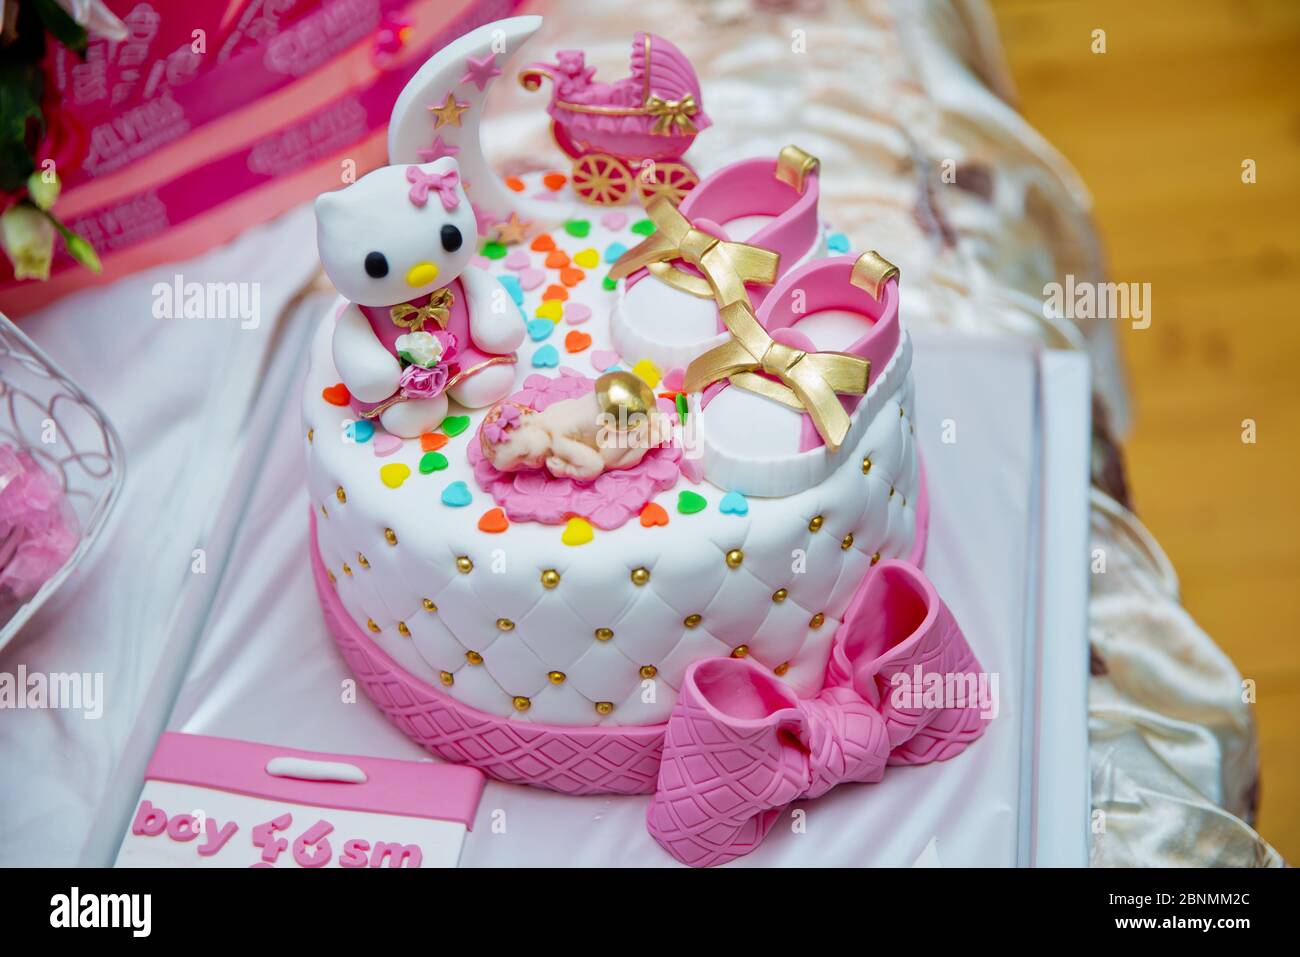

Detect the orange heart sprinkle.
xmin=640 ymin=503 xmax=669 ymax=527
xmin=542 ymin=172 xmax=567 ymax=191
xmin=478 ymin=508 xmax=509 ymax=534
xmin=545 ymin=249 xmax=570 ymax=269
xmin=543 ymin=284 xmax=569 ymax=302
xmin=565 ymin=330 xmax=592 ymax=353
xmin=322 ymin=383 xmax=351 ymax=406
xmin=530 ymin=233 xmax=556 ymax=252
xmin=504 ymin=176 xmax=525 ymax=192
xmin=420 ymin=432 xmax=448 ymax=451
xmin=560 ymin=267 xmax=585 ymax=287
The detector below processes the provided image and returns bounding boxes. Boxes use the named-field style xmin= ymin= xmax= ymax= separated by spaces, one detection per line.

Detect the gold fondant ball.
xmin=595 ymin=370 xmax=657 ymax=424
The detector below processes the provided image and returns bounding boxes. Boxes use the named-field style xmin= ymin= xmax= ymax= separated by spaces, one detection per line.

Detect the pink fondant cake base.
xmin=311 ymin=459 xmax=929 ymax=796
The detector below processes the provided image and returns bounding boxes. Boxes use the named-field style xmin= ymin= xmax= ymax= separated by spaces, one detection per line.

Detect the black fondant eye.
xmin=364 ymin=251 xmax=388 ymax=278
xmin=440 ymin=224 xmax=463 ymax=252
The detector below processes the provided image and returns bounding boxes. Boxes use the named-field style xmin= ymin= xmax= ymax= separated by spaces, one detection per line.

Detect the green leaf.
xmin=30 ymin=0 xmax=89 ymax=55
xmin=43 ymin=210 xmax=102 ymax=274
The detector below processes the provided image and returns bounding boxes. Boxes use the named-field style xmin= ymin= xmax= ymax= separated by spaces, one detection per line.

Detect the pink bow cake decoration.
xmin=646 ymin=559 xmax=992 ymax=867
xmin=406 ymin=166 xmax=461 ymax=210
xmin=482 ymin=403 xmax=522 ymax=444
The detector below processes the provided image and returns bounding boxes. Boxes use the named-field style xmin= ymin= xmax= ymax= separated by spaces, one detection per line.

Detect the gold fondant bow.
xmin=609 ymin=196 xmax=780 ymax=305
xmin=645 ymin=94 xmax=699 ymax=135
xmin=389 ymin=287 xmax=454 ymax=332
xmin=685 ymin=300 xmax=870 ymax=452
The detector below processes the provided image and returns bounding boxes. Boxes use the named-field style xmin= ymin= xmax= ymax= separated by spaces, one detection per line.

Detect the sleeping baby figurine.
xmin=479 ymin=371 xmax=674 ymax=481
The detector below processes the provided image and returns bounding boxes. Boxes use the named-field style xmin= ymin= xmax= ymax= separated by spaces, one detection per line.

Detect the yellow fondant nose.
xmin=405 ymin=261 xmax=439 ymax=287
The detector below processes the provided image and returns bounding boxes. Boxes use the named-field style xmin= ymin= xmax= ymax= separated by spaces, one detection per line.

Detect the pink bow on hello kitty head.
xmin=482 ymin=403 xmax=522 ymax=444
xmin=406 ymin=166 xmax=460 ymax=210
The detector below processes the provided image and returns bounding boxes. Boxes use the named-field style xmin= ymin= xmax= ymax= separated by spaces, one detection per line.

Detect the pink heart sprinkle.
xmin=591 ymin=349 xmax=619 ymax=371
xmin=662 ymin=366 xmax=684 ymax=392
xmin=519 ymin=268 xmax=546 ymax=290
xmin=532 ymin=192 xmax=558 ymax=202
xmin=505 ymin=249 xmax=530 ymax=270
xmin=679 ymin=456 xmax=704 ymax=483
xmin=559 ymin=365 xmax=585 ymax=377
xmin=373 ymin=433 xmax=402 ymax=457
xmin=601 ymin=211 xmax=628 ymax=230
xmin=565 ymin=303 xmax=592 ymax=325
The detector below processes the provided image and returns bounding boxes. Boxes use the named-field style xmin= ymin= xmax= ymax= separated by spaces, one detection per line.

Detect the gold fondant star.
xmin=428 ymin=92 xmax=469 ymax=129
xmin=493 ymin=213 xmax=532 ymax=245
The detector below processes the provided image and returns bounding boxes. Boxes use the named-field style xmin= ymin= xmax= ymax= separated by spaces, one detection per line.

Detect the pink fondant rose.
xmin=399 ymin=363 xmax=450 ymax=399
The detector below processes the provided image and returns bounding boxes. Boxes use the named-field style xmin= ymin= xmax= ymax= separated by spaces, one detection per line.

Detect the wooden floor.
xmin=989 ymin=0 xmax=1300 ymax=861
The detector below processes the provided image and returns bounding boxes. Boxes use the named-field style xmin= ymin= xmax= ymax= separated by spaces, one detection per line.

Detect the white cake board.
xmin=76 ymin=306 xmax=1090 ymax=866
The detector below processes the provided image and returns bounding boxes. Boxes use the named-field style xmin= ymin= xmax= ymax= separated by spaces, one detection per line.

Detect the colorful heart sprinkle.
xmin=564 ymin=219 xmax=591 ymax=238
xmin=542 ymin=172 xmax=567 ymax=191
xmin=680 ymin=457 xmax=704 ymax=484
xmin=573 ymin=248 xmax=599 ymax=269
xmin=561 ymin=516 xmax=593 ymax=545
xmin=504 ymin=249 xmax=530 ymax=270
xmin=535 ymin=299 xmax=563 ymax=322
xmin=565 ymin=330 xmax=592 ymax=353
xmin=631 ymin=218 xmax=656 ymax=236
xmin=604 ymin=242 xmax=627 ymax=264
xmin=677 ymin=490 xmax=707 ymax=514
xmin=347 ymin=419 xmax=374 ymax=443
xmin=543 ymin=284 xmax=569 ymax=302
xmin=481 ymin=241 xmax=507 ymax=260
xmin=420 ymin=432 xmax=448 ymax=451
xmin=826 ymin=232 xmax=851 ymax=254
xmin=380 ymin=463 xmax=411 ymax=489
xmin=519 ymin=268 xmax=546 ymax=291
xmin=322 ymin=383 xmax=351 ymax=406
xmin=559 ymin=267 xmax=585 ymax=287
xmin=441 ymin=481 xmax=472 ymax=507
xmin=602 ymin=275 xmax=617 ymax=291
xmin=372 ymin=433 xmax=402 ymax=457
xmin=544 ymin=249 xmax=569 ymax=269
xmin=601 ymin=210 xmax=628 ymax=230
xmin=676 ymin=393 xmax=689 ymax=421
xmin=640 ymin=502 xmax=669 ymax=527
xmin=565 ymin=303 xmax=592 ymax=325
xmin=719 ymin=490 xmax=749 ymax=516
xmin=504 ymin=176 xmax=525 ymax=193
xmin=532 ymin=345 xmax=559 ymax=368
xmin=527 ymin=318 xmax=554 ymax=341
xmin=530 ymin=233 xmax=556 ymax=252
xmin=440 ymin=415 xmax=470 ymax=437
xmin=478 ymin=507 xmax=508 ymax=533
xmin=632 ymin=358 xmax=662 ymax=388
xmin=497 ymin=274 xmax=524 ymax=306
xmin=419 ymin=451 xmax=449 ymax=474
xmin=662 ymin=367 xmax=685 ymax=392
xmin=591 ymin=349 xmax=620 ymax=370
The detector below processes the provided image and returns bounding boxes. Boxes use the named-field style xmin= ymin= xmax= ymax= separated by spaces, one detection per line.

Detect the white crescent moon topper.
xmin=388 ymin=16 xmax=570 ymax=235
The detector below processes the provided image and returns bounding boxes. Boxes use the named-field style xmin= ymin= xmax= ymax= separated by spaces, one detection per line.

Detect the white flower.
xmin=395 ymin=331 xmax=443 ymax=368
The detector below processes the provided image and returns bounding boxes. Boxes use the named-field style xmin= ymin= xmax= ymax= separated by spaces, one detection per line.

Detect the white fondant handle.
xmin=265 ymin=757 xmax=368 ymax=784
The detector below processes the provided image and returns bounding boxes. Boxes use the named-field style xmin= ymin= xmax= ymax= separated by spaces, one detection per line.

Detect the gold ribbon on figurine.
xmin=389 ymin=287 xmax=454 ymax=331
xmin=645 ymin=94 xmax=700 ymax=135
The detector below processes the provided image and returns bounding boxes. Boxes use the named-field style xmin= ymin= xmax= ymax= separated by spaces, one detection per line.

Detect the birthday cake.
xmin=304 ymin=16 xmax=988 ymax=867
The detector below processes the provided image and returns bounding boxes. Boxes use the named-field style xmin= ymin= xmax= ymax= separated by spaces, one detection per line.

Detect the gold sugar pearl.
xmin=889 ymin=486 xmax=895 ymax=499
xmin=861 ymin=456 xmax=872 ymax=475
xmin=465 ymin=650 xmax=484 ymax=665
xmin=366 ymin=619 xmax=380 ymax=633
xmin=326 ymin=569 xmax=336 ymax=585
xmin=594 ymin=701 xmax=614 ymax=716
xmin=439 ymin=671 xmax=454 ymax=686
xmin=683 ymin=614 xmax=702 ymax=629
xmin=512 ymin=696 xmax=531 ymax=712
xmin=809 ymin=612 xmax=826 ymax=629
xmin=594 ymin=627 xmax=614 ymax=642
xmin=540 ymin=569 xmax=561 ymax=589
xmin=870 ymin=551 xmax=882 ymax=566
xmin=841 ymin=533 xmax=854 ymax=550
xmin=731 ymin=645 xmax=749 ymax=658
xmin=772 ymin=588 xmax=788 ymax=603
xmin=630 ymin=566 xmax=651 ymax=586
xmin=396 ymin=621 xmax=410 ymax=637
xmin=336 ymin=486 xmax=346 ymax=503
xmin=456 ymin=556 xmax=473 ymax=574
xmin=320 ymin=504 xmax=328 ymax=518
xmin=384 ymin=528 xmax=398 ymax=546
xmin=423 ymin=598 xmax=437 ymax=612
xmin=496 ymin=618 xmax=515 ymax=632
xmin=357 ymin=552 xmax=370 ymax=569
xmin=774 ymin=662 xmax=790 ymax=676
xmin=307 ymin=428 xmax=314 ymax=444
xmin=548 ymin=671 xmax=566 ymax=684
xmin=639 ymin=665 xmax=658 ymax=679
xmin=342 ymin=563 xmax=353 ymax=577
xmin=808 ymin=515 xmax=824 ymax=532
xmin=725 ymin=548 xmax=744 ymax=569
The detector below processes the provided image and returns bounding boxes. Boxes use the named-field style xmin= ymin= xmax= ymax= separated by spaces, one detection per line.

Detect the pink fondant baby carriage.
xmin=518 ymin=32 xmax=711 ymax=207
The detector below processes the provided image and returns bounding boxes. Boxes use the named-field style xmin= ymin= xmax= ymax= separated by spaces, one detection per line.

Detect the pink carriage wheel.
xmin=636 ymin=161 xmax=699 ymax=208
xmin=572 ymin=153 xmax=634 ymax=206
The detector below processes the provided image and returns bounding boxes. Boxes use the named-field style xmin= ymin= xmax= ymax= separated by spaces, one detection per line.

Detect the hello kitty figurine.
xmin=314 ymin=157 xmax=524 ymax=438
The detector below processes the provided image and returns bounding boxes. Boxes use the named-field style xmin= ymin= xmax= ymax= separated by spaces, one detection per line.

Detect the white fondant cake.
xmin=303 ymin=172 xmax=921 ymax=727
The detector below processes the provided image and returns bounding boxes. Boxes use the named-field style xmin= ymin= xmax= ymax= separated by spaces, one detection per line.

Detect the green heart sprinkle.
xmin=631 ymin=219 xmax=656 ymax=236
xmin=419 ymin=452 xmax=449 ymax=474
xmin=602 ymin=275 xmax=617 ymax=291
xmin=676 ymin=393 xmax=689 ymax=421
xmin=564 ymin=219 xmax=591 ymax=238
xmin=440 ymin=415 xmax=470 ymax=436
xmin=677 ymin=490 xmax=707 ymax=514
xmin=481 ymin=241 xmax=507 ymax=260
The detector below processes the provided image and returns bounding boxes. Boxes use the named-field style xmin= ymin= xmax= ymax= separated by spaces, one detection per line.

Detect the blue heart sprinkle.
xmin=527 ymin=318 xmax=554 ymax=342
xmin=604 ymin=242 xmax=628 ymax=264
xmin=826 ymin=232 xmax=851 ymax=254
xmin=532 ymin=344 xmax=559 ymax=368
xmin=441 ymin=481 xmax=472 ymax=507
xmin=719 ymin=490 xmax=749 ymax=516
xmin=497 ymin=274 xmax=524 ymax=307
xmin=347 ymin=420 xmax=374 ymax=444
